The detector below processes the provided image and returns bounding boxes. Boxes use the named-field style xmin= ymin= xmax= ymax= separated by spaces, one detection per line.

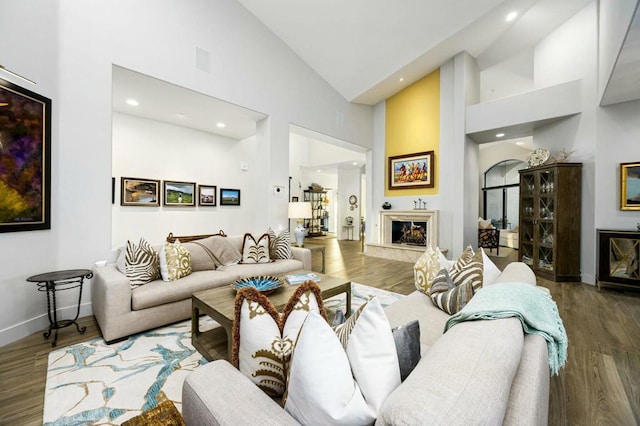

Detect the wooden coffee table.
xmin=191 ymin=270 xmax=351 ymax=361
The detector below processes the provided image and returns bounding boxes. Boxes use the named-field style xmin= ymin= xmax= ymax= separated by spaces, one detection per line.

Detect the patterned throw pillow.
xmin=414 ymin=245 xmax=448 ymax=294
xmin=240 ymin=233 xmax=272 ymax=264
xmin=429 ymin=268 xmax=475 ymax=315
xmin=159 ymin=239 xmax=192 ymax=282
xmin=450 ymin=245 xmax=475 ymax=273
xmin=284 ymin=297 xmax=401 ymax=424
xmin=124 ymin=238 xmax=160 ymax=288
xmin=231 ymin=282 xmax=326 ymax=397
xmin=268 ymin=228 xmax=293 ymax=260
xmin=449 ymin=249 xmax=484 ymax=292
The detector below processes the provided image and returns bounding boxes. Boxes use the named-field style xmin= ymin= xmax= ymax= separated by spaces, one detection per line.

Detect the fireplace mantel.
xmin=365 ymin=210 xmax=439 ymax=263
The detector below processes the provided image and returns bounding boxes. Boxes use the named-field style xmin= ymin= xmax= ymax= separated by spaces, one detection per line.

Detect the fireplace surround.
xmin=366 ymin=210 xmax=439 ymax=262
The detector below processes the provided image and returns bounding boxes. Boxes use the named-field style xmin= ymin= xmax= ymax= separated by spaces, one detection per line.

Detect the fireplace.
xmin=392 ymin=221 xmax=427 ymax=246
xmin=381 ymin=210 xmax=438 ymax=249
xmin=366 ymin=210 xmax=439 ymax=262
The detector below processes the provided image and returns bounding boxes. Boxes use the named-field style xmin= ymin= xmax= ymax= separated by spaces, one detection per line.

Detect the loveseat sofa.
xmin=92 ymin=233 xmax=311 ymax=343
xmin=182 ymin=262 xmax=551 ymax=425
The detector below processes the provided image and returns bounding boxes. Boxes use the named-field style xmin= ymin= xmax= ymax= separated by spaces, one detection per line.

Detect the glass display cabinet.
xmin=597 ymin=229 xmax=640 ymax=291
xmin=518 ymin=163 xmax=582 ymax=282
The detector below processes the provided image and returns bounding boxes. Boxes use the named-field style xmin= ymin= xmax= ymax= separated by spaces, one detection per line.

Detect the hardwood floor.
xmin=1 ymin=236 xmax=638 ymax=425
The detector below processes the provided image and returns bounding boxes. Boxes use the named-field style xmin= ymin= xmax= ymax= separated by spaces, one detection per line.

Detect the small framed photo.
xmin=163 ymin=180 xmax=196 ymax=206
xmin=121 ymin=177 xmax=160 ymax=206
xmin=220 ymin=188 xmax=241 ymax=206
xmin=620 ymin=162 xmax=640 ymax=210
xmin=388 ymin=151 xmax=435 ymax=189
xmin=198 ymin=185 xmax=217 ymax=206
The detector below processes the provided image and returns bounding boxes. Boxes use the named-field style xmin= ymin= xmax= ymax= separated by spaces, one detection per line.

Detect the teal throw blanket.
xmin=445 ymin=282 xmax=567 ymax=376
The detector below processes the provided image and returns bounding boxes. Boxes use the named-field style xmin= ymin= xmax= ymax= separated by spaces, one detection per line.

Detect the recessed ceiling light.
xmin=516 ymin=141 xmax=524 ymax=145
xmin=352 ymin=162 xmax=358 ymax=166
xmin=178 ymin=113 xmax=186 ymax=118
xmin=216 ymin=122 xmax=226 ymax=128
xmin=126 ymin=99 xmax=139 ymax=107
xmin=496 ymin=133 xmax=505 ymax=138
xmin=399 ymin=77 xmax=404 ymax=82
xmin=317 ymin=169 xmax=321 ymax=173
xmin=506 ymin=11 xmax=518 ymax=22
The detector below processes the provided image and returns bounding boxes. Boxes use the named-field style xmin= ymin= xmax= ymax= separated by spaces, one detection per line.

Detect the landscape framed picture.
xmin=220 ymin=188 xmax=241 ymax=206
xmin=120 ymin=177 xmax=160 ymax=206
xmin=198 ymin=184 xmax=217 ymax=206
xmin=388 ymin=151 xmax=434 ymax=189
xmin=0 ymin=78 xmax=52 ymax=233
xmin=163 ymin=180 xmax=196 ymax=206
xmin=620 ymin=162 xmax=640 ymax=210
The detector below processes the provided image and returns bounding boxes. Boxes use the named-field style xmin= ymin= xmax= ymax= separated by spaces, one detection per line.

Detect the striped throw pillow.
xmin=449 ymin=249 xmax=484 ymax=292
xmin=124 ymin=238 xmax=160 ymax=288
xmin=268 ymin=228 xmax=293 ymax=260
xmin=429 ymin=268 xmax=475 ymax=315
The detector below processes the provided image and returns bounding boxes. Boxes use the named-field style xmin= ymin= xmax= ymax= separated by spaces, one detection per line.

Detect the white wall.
xmin=0 ymin=0 xmax=373 ymax=346
xmin=533 ymin=2 xmax=598 ymax=284
xmin=337 ymin=168 xmax=361 ymax=240
xmin=111 ymin=113 xmax=264 ymax=247
xmin=480 ymin=51 xmax=534 ymax=102
xmin=596 ymin=100 xmax=640 ymax=230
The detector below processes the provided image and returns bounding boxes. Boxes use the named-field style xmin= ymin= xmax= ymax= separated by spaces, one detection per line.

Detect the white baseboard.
xmin=0 ymin=302 xmax=93 ymax=348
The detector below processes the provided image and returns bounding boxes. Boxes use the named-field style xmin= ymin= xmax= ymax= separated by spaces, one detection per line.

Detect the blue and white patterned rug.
xmin=43 ymin=283 xmax=403 ymax=425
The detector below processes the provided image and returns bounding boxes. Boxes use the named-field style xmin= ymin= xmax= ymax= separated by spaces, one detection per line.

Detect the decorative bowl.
xmin=233 ymin=276 xmax=283 ymax=294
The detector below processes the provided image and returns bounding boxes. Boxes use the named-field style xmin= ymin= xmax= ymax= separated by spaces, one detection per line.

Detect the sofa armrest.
xmin=183 ymin=360 xmax=300 ymax=425
xmin=91 ymin=265 xmax=132 ymax=329
xmin=291 ymin=246 xmax=312 ymax=270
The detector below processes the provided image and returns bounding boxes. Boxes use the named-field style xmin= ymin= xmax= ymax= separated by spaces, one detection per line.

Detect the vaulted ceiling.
xmin=237 ymin=0 xmax=595 ymax=105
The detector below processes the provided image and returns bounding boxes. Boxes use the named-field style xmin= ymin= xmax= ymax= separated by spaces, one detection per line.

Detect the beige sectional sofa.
xmin=92 ymin=234 xmax=311 ymax=343
xmin=182 ymin=262 xmax=551 ymax=425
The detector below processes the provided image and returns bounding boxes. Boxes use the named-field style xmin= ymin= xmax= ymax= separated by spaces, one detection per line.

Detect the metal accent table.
xmin=27 ymin=269 xmax=93 ymax=346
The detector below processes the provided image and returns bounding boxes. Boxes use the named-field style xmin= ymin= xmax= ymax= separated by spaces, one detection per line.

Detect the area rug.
xmin=43 ymin=283 xmax=403 ymax=425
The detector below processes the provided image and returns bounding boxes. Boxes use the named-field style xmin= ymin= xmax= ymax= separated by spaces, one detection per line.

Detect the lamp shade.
xmin=288 ymin=202 xmax=312 ymax=219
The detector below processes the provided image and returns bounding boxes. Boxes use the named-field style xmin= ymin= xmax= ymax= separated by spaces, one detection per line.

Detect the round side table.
xmin=26 ymin=269 xmax=93 ymax=347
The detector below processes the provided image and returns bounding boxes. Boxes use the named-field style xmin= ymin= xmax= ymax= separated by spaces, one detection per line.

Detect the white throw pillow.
xmin=481 ymin=248 xmax=501 ymax=286
xmin=240 ymin=233 xmax=272 ymax=264
xmin=285 ymin=297 xmax=401 ymax=423
xmin=284 ymin=311 xmax=375 ymax=425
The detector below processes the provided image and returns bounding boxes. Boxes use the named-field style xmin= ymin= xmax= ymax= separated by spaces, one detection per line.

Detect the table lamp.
xmin=288 ymin=202 xmax=312 ymax=246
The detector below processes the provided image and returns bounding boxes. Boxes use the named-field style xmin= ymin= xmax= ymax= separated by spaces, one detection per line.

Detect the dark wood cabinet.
xmin=518 ymin=163 xmax=582 ymax=282
xmin=303 ymin=190 xmax=327 ymax=237
xmin=597 ymin=229 xmax=640 ymax=291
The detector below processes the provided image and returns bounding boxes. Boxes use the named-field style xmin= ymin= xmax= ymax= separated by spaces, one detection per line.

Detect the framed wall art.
xmin=163 ymin=180 xmax=196 ymax=206
xmin=198 ymin=184 xmax=217 ymax=206
xmin=620 ymin=162 xmax=640 ymax=210
xmin=0 ymin=78 xmax=52 ymax=232
xmin=388 ymin=151 xmax=434 ymax=190
xmin=220 ymin=188 xmax=241 ymax=206
xmin=121 ymin=177 xmax=160 ymax=206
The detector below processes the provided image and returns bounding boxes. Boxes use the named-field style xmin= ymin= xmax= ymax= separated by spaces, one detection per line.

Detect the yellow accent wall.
xmin=385 ymin=69 xmax=440 ymax=197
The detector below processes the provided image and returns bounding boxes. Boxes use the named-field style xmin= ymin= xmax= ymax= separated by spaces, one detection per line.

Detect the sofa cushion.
xmin=384 ymin=291 xmax=450 ymax=347
xmin=429 ymin=268 xmax=475 ymax=315
xmin=122 ymin=238 xmax=160 ymax=288
xmin=181 ymin=237 xmax=233 ymax=271
xmin=240 ymin=233 xmax=272 ymax=264
xmin=377 ymin=318 xmax=525 ymax=425
xmin=268 ymin=228 xmax=293 ymax=260
xmin=131 ymin=270 xmax=240 ymax=310
xmin=159 ymin=240 xmax=192 ymax=282
xmin=232 ymin=282 xmax=326 ymax=397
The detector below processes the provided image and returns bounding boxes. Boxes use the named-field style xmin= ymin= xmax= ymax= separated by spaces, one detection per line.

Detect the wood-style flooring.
xmin=0 ymin=236 xmax=638 ymax=425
